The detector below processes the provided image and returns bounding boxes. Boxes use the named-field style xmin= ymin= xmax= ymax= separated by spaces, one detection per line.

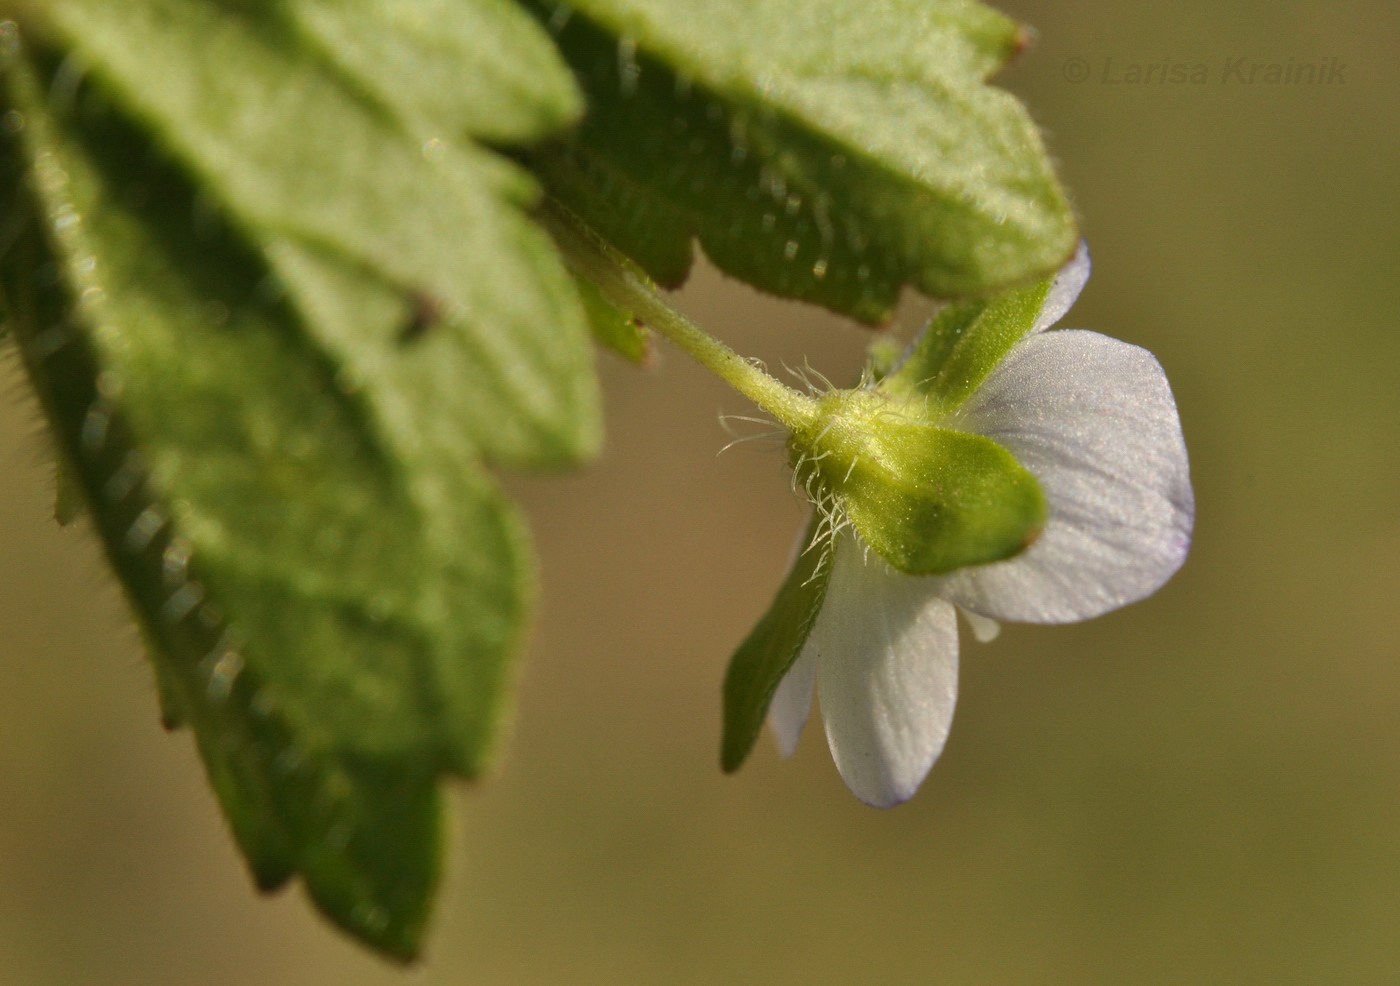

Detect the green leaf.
xmin=524 ymin=0 xmax=1077 ymax=323
xmin=573 ymin=270 xmax=653 ymax=363
xmin=790 ymin=389 xmax=1046 ymax=575
xmin=538 ymin=199 xmax=653 ymax=363
xmin=287 ymin=0 xmax=667 ymax=368
xmin=53 ymin=456 xmax=82 ymax=524
xmin=36 ymin=0 xmax=600 ymax=470
xmin=0 ymin=14 xmax=593 ymax=955
xmin=285 ymin=0 xmax=582 ymax=145
xmin=528 ymin=140 xmax=695 ymax=289
xmin=879 ymin=277 xmax=1051 ymax=410
xmin=721 ymin=514 xmax=832 ymax=773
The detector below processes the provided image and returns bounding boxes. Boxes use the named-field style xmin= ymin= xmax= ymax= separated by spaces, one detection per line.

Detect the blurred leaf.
xmin=36 ymin=0 xmax=600 ymax=469
xmin=285 ymin=0 xmax=582 ymax=145
xmin=0 ymin=4 xmax=600 ymax=954
xmin=526 ymin=0 xmax=1077 ymax=324
xmin=721 ymin=515 xmax=831 ymax=772
xmin=53 ymin=456 xmax=81 ymax=524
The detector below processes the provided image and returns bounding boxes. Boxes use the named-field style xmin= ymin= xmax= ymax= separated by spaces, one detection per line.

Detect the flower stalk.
xmin=634 ymin=292 xmax=818 ymax=432
xmin=540 ymin=200 xmax=819 ymax=432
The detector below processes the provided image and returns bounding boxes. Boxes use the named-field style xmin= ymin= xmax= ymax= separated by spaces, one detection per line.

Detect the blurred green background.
xmin=1 ymin=0 xmax=1397 ymax=982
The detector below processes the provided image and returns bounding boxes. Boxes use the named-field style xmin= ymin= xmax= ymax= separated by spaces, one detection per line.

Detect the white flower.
xmin=766 ymin=246 xmax=1194 ymax=807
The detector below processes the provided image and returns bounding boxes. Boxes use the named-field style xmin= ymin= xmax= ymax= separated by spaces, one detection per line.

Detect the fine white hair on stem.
xmin=781 ymin=359 xmax=820 ymax=395
xmin=718 ymin=412 xmax=779 ymax=436
xmin=717 ymin=410 xmax=786 ymax=455
xmin=717 ymin=430 xmax=785 ymax=455
xmin=790 ymin=452 xmax=808 ymax=494
xmin=801 ymin=357 xmax=837 ymax=394
xmin=780 ymin=357 xmax=838 ymax=397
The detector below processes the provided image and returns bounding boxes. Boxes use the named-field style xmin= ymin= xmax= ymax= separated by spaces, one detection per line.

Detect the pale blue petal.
xmin=938 ymin=329 xmax=1194 ymax=623
xmin=1030 ymin=241 xmax=1091 ymax=335
xmin=769 ymin=647 xmax=816 ymax=759
xmin=807 ymin=534 xmax=960 ymax=808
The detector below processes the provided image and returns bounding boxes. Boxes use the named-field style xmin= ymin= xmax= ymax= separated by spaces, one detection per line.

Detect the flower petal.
xmin=937 ymin=329 xmax=1194 ymax=623
xmin=768 ymin=647 xmax=816 ymax=759
xmin=1029 ymin=241 xmax=1091 ymax=336
xmin=805 ymin=533 xmax=959 ymax=808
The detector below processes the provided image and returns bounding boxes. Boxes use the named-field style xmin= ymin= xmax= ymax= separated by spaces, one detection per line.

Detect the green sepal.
xmin=721 ymin=514 xmax=833 ymax=773
xmin=879 ymin=277 xmax=1051 ymax=410
xmin=524 ymin=0 xmax=1077 ymax=323
xmin=865 ymin=335 xmax=907 ymax=385
xmin=791 ymin=390 xmax=1046 ymax=575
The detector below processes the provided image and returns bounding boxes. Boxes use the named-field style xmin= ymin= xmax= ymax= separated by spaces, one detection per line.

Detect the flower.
xmin=722 ymin=244 xmax=1194 ymax=807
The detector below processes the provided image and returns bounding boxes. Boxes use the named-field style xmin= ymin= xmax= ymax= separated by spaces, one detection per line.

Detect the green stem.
xmin=542 ymin=203 xmax=818 ymax=432
xmin=625 ymin=284 xmax=817 ymax=430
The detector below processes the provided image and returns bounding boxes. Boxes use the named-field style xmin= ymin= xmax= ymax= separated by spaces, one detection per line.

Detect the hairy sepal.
xmin=791 ymin=390 xmax=1045 ymax=575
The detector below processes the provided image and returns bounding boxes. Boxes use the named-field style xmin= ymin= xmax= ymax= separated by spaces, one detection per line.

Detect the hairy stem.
xmin=542 ymin=202 xmax=818 ymax=432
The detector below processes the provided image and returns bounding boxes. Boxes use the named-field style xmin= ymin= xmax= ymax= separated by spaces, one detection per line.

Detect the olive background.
xmin=0 ymin=0 xmax=1397 ymax=982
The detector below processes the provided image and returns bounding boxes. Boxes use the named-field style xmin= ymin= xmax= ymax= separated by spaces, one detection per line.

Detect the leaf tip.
xmin=1010 ymin=23 xmax=1038 ymax=63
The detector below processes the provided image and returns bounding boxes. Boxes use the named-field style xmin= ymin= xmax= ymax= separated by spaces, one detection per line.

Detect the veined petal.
xmin=1028 ymin=241 xmax=1091 ymax=336
xmin=937 ymin=330 xmax=1194 ymax=623
xmin=769 ymin=648 xmax=816 ymax=759
xmin=807 ymin=533 xmax=960 ymax=808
